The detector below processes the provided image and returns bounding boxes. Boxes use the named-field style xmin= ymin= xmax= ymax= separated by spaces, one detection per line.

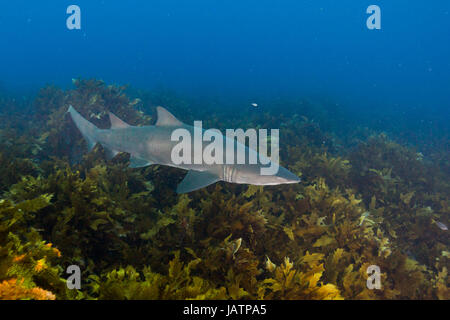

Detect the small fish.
xmin=435 ymin=221 xmax=448 ymax=231
xmin=251 ymin=103 xmax=258 ymax=107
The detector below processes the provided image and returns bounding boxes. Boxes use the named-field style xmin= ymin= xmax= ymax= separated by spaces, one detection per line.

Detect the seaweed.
xmin=0 ymin=79 xmax=448 ymax=300
xmin=87 ymin=251 xmax=227 ymax=299
xmin=0 ymin=196 xmax=80 ymax=300
xmin=257 ymin=254 xmax=343 ymax=300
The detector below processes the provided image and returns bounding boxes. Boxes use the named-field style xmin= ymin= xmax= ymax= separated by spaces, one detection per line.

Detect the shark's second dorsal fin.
xmin=156 ymin=106 xmax=183 ymax=127
xmin=109 ymin=112 xmax=130 ymax=129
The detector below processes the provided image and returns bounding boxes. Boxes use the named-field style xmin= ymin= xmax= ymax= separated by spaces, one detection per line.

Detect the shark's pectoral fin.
xmin=176 ymin=170 xmax=220 ymax=194
xmin=129 ymin=155 xmax=153 ymax=168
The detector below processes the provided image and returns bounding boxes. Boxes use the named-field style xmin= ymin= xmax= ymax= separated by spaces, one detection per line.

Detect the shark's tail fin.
xmin=67 ymin=105 xmax=99 ymax=151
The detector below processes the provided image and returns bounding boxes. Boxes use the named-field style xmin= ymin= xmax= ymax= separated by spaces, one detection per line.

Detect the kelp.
xmin=258 ymin=254 xmax=343 ymax=300
xmin=0 ymin=196 xmax=80 ymax=300
xmin=0 ymin=129 xmax=40 ymax=194
xmin=87 ymin=251 xmax=228 ymax=300
xmin=0 ymin=278 xmax=55 ymax=300
xmin=5 ymin=158 xmax=158 ymax=274
xmin=0 ymin=79 xmax=448 ymax=300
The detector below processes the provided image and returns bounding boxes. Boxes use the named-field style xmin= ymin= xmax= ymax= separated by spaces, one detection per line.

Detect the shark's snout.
xmin=273 ymin=166 xmax=301 ymax=184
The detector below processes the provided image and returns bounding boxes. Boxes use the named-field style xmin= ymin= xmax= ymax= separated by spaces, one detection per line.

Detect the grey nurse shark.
xmin=67 ymin=105 xmax=300 ymax=193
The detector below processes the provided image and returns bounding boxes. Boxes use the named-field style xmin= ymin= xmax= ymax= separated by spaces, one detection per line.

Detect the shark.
xmin=67 ymin=105 xmax=300 ymax=193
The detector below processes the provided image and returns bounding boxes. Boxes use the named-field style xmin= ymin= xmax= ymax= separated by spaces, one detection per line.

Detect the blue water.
xmin=0 ymin=1 xmax=449 ymax=124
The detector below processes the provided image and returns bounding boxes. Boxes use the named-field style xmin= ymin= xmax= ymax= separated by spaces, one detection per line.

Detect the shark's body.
xmin=68 ymin=105 xmax=300 ymax=193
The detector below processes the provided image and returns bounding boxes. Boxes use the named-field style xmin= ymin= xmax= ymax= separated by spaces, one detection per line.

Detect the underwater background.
xmin=0 ymin=1 xmax=448 ymax=299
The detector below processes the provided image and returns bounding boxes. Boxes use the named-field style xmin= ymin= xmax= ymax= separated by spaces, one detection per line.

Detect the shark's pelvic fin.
xmin=129 ymin=155 xmax=153 ymax=168
xmin=155 ymin=106 xmax=183 ymax=127
xmin=109 ymin=112 xmax=130 ymax=129
xmin=67 ymin=105 xmax=99 ymax=151
xmin=104 ymin=148 xmax=119 ymax=160
xmin=176 ymin=170 xmax=220 ymax=194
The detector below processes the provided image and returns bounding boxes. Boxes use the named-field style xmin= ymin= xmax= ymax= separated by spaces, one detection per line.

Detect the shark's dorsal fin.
xmin=109 ymin=112 xmax=130 ymax=129
xmin=155 ymin=106 xmax=183 ymax=127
